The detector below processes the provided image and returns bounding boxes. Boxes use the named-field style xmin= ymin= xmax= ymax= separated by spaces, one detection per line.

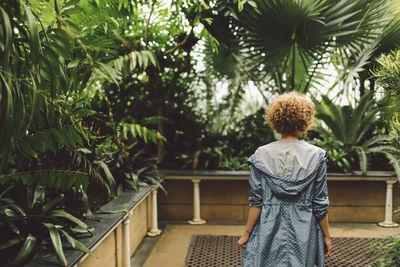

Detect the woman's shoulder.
xmin=252 ymin=140 xmax=326 ymax=164
xmin=254 ymin=140 xmax=325 ymax=153
xmin=296 ymin=140 xmax=326 ymax=155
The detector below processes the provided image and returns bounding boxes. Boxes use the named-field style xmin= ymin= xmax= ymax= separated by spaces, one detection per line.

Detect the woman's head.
xmin=265 ymin=92 xmax=315 ymax=137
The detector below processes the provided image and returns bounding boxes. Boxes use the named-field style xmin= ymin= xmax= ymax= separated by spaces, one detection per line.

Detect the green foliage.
xmin=368 ymin=209 xmax=400 ymax=266
xmin=370 ymin=119 xmax=400 ymax=180
xmin=0 ymin=183 xmax=94 ymax=266
xmin=1 ymin=0 xmax=399 ymax=264
xmin=0 ymin=0 xmax=164 ymax=264
xmin=117 ymin=122 xmax=166 ymax=144
xmin=310 ymin=137 xmax=352 ymax=173
xmin=311 ymin=92 xmax=395 ymax=174
xmin=168 ymin=108 xmax=275 ymax=170
xmin=375 ymin=49 xmax=400 ymax=103
xmin=0 ymin=170 xmax=89 ymax=191
xmin=204 ymin=0 xmax=396 ymax=94
xmin=369 ymin=235 xmax=400 ymax=266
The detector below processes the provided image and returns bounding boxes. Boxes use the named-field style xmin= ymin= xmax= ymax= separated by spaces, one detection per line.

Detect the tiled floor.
xmin=133 ymin=222 xmax=399 ymax=267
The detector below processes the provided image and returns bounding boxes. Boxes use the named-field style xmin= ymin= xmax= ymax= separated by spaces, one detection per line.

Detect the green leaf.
xmin=68 ymin=126 xmax=83 ymax=146
xmin=6 ymin=220 xmax=19 ymax=235
xmin=0 ymin=238 xmax=20 ymax=251
xmin=238 ymin=0 xmax=244 ymax=12
xmin=0 ymin=184 xmax=13 ymax=198
xmin=354 ymin=146 xmax=368 ymax=174
xmin=43 ymin=223 xmax=67 ymax=266
xmin=4 ymin=208 xmax=18 ymax=217
xmin=50 ymin=128 xmax=65 ymax=144
xmin=77 ymin=148 xmax=92 ymax=154
xmin=31 ymin=185 xmax=45 ymax=208
xmin=70 ymin=227 xmax=94 ymax=234
xmin=42 ymin=194 xmax=64 ymax=212
xmin=135 ymin=51 xmax=143 ymax=67
xmin=74 ymin=108 xmax=96 ymax=118
xmin=49 ymin=209 xmax=88 ymax=229
xmin=94 ymin=160 xmax=117 ymax=197
xmin=19 ymin=139 xmax=38 ymax=158
xmin=61 ymin=6 xmax=83 ymax=16
xmin=22 ymin=3 xmax=41 ymax=66
xmin=0 ymin=8 xmax=12 ymax=71
xmin=59 ymin=229 xmax=97 ymax=257
xmin=12 ymin=234 xmax=37 ymax=266
xmin=7 ymin=203 xmax=26 ymax=216
xmin=79 ymin=185 xmax=94 ymax=219
xmin=49 ymin=41 xmax=72 ymax=60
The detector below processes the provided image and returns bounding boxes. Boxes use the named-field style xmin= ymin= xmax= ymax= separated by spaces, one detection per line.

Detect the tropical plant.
xmin=371 ymin=48 xmax=400 ymax=179
xmin=310 ymin=136 xmax=353 ymax=172
xmin=0 ymin=182 xmax=94 ymax=267
xmin=0 ymin=0 xmax=165 ymax=264
xmin=166 ymin=107 xmax=275 ymax=170
xmin=333 ymin=9 xmax=400 ymax=97
xmin=369 ymin=118 xmax=400 ymax=180
xmin=99 ymin=0 xmax=217 ymax=165
xmin=203 ymin=0 xmax=395 ymax=94
xmin=374 ymin=49 xmax=400 ymax=103
xmin=368 ymin=208 xmax=400 ymax=266
xmin=310 ymin=92 xmax=397 ymax=174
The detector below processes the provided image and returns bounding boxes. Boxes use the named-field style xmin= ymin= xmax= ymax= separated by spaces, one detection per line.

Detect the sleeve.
xmin=248 ymin=166 xmax=263 ymax=206
xmin=312 ymin=154 xmax=329 ymax=222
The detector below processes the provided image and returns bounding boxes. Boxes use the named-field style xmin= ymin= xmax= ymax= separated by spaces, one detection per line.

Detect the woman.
xmin=238 ymin=92 xmax=332 ymax=267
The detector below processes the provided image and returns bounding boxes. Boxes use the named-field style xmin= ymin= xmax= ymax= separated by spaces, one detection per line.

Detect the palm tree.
xmin=203 ymin=0 xmax=395 ymax=94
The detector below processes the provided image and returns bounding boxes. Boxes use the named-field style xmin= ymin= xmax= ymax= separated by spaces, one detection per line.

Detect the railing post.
xmin=122 ymin=214 xmax=131 ymax=267
xmin=147 ymin=186 xmax=162 ymax=236
xmin=188 ymin=179 xmax=206 ymax=224
xmin=378 ymin=180 xmax=399 ymax=228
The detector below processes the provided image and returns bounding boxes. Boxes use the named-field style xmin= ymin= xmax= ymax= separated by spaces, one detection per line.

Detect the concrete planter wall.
xmin=158 ymin=170 xmax=399 ymax=225
xmin=26 ymin=186 xmax=161 ymax=267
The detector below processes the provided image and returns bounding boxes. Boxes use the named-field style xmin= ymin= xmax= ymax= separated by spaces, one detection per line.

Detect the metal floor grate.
xmin=185 ymin=235 xmax=387 ymax=267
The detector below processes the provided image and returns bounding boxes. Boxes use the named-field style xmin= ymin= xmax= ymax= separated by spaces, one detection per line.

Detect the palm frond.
xmin=206 ymin=0 xmax=392 ymax=93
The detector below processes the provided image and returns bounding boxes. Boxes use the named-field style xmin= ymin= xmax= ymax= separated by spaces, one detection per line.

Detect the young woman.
xmin=238 ymin=92 xmax=332 ymax=267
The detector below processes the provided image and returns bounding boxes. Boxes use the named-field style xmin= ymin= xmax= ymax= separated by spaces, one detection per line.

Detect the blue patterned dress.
xmin=242 ymin=140 xmax=329 ymax=267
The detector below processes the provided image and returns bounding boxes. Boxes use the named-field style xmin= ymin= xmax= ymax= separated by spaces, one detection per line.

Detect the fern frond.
xmin=117 ymin=122 xmax=166 ymax=144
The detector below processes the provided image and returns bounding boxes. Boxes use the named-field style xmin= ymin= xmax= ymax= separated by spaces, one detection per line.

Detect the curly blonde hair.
xmin=266 ymin=92 xmax=315 ymax=136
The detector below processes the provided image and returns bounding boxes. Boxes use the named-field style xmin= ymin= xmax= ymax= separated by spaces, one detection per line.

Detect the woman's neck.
xmin=280 ymin=135 xmax=299 ymax=141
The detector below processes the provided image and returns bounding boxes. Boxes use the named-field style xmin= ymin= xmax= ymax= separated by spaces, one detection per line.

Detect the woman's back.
xmin=243 ymin=141 xmax=328 ymax=267
xmin=238 ymin=92 xmax=331 ymax=267
xmin=253 ymin=140 xmax=323 ymax=181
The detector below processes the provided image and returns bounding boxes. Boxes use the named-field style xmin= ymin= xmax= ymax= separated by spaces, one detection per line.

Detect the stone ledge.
xmin=160 ymin=169 xmax=397 ymax=181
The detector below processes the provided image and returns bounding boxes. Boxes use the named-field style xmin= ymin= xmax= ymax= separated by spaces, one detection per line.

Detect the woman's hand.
xmin=238 ymin=231 xmax=250 ymax=249
xmin=324 ymin=235 xmax=332 ymax=257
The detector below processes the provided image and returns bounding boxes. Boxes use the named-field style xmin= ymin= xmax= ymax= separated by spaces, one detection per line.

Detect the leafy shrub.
xmin=310 ymin=93 xmax=394 ymax=174
xmin=368 ymin=209 xmax=400 ymax=266
xmin=0 ymin=182 xmax=93 ymax=267
xmin=0 ymin=1 xmax=164 ymax=265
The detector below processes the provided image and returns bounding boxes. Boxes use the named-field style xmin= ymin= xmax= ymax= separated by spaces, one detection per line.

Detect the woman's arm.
xmin=319 ymin=213 xmax=332 ymax=257
xmin=238 ymin=206 xmax=261 ymax=248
